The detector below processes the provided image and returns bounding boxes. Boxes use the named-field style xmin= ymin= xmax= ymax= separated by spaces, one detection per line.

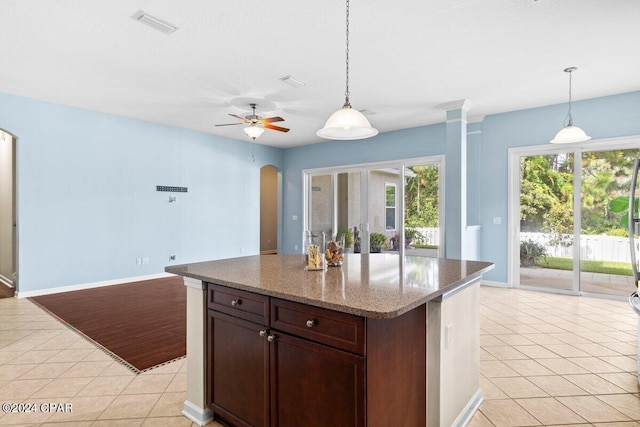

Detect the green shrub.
xmin=520 ymin=239 xmax=547 ymax=266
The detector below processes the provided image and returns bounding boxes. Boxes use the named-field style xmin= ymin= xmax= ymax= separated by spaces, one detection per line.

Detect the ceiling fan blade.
xmin=265 ymin=124 xmax=290 ymax=133
xmin=261 ymin=116 xmax=285 ymax=123
xmin=228 ymin=114 xmax=249 ymax=122
xmin=215 ymin=123 xmax=243 ymax=126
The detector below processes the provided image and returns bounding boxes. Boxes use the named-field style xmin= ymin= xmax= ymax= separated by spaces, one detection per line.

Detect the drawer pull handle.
xmin=306 ymin=319 xmax=317 ymax=328
xmin=259 ymin=330 xmax=267 ymax=338
xmin=267 ymin=334 xmax=276 ymax=343
xmin=231 ymin=299 xmax=241 ymax=307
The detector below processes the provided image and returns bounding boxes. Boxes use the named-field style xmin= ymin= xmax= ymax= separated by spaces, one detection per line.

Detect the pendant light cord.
xmin=566 ymin=68 xmax=574 ymax=126
xmin=344 ymin=0 xmax=351 ymax=108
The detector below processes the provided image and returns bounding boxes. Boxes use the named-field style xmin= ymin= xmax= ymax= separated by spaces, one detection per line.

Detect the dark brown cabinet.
xmin=207 ymin=283 xmax=426 ymax=427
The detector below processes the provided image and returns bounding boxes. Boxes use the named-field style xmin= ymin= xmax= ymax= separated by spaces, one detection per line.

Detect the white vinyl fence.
xmin=521 ymin=232 xmax=633 ymax=263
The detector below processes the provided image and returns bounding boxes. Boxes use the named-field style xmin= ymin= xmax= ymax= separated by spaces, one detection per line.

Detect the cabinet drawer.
xmin=208 ymin=283 xmax=269 ymax=325
xmin=271 ymin=298 xmax=365 ymax=354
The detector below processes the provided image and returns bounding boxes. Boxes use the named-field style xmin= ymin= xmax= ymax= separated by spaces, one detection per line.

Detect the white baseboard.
xmin=453 ymin=388 xmax=484 ymax=427
xmin=16 ymin=272 xmax=176 ymax=298
xmin=0 ymin=273 xmax=15 ymax=288
xmin=182 ymin=400 xmax=212 ymax=426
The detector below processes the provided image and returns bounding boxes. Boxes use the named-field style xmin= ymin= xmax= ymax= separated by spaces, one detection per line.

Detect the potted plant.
xmin=370 ymin=232 xmax=388 ymax=253
xmin=404 ymin=228 xmax=424 ymax=248
xmin=337 ymin=227 xmax=354 ymax=251
xmin=520 ymin=239 xmax=547 ymax=267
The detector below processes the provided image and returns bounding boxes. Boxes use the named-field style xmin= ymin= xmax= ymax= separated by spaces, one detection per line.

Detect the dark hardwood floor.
xmin=29 ymin=276 xmax=185 ymax=372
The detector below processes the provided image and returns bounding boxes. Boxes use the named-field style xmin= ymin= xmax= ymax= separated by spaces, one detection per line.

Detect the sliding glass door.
xmin=511 ymin=138 xmax=640 ymax=297
xmin=304 ymin=156 xmax=443 ymax=257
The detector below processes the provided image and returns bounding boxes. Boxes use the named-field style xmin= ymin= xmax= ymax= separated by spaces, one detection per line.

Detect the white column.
xmin=440 ymin=100 xmax=472 ymax=259
xmin=181 ymin=277 xmax=212 ymax=426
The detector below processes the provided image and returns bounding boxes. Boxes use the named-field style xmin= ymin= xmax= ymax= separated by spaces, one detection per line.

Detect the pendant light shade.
xmin=317 ymin=105 xmax=378 ymax=140
xmin=244 ymin=125 xmax=264 ymax=140
xmin=550 ymin=67 xmax=591 ymax=144
xmin=317 ymin=0 xmax=377 ymax=140
xmin=550 ymin=125 xmax=591 ymax=144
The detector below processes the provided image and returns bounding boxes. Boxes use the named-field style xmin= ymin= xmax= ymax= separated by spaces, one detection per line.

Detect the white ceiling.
xmin=1 ymin=0 xmax=639 ymax=148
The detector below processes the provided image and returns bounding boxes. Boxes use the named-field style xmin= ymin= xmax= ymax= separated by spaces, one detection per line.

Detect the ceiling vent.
xmin=279 ymin=75 xmax=306 ymax=88
xmin=132 ymin=10 xmax=178 ymax=35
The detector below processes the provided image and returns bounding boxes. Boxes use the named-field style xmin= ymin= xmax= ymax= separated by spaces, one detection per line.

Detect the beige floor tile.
xmin=595 ymin=394 xmax=640 ymax=420
xmin=492 ymin=334 xmax=536 ymax=346
xmin=513 ymin=345 xmax=561 ymax=359
xmin=480 ymin=348 xmax=497 ymax=361
xmin=46 ymin=349 xmax=96 ymax=364
xmin=550 ymin=332 xmax=593 ymax=344
xmin=504 ymin=324 xmax=541 ymax=334
xmin=0 ymin=351 xmax=22 ymax=364
xmin=598 ymin=356 xmax=638 ymax=372
xmin=144 ymin=359 xmax=185 ymax=375
xmin=563 ymin=374 xmax=627 ymax=395
xmin=91 ymin=419 xmax=144 ymax=426
xmin=516 ymin=397 xmax=586 ymax=425
xmin=537 ymin=358 xmax=590 ymax=375
xmin=0 ymin=364 xmax=42 ymax=382
xmin=480 ymin=376 xmax=509 ymax=400
xmin=99 ymin=362 xmax=136 ymax=377
xmin=31 ymin=376 xmax=93 ymax=398
xmin=481 ymin=335 xmax=507 ymax=347
xmin=479 ymin=399 xmax=542 ymax=426
xmin=468 ymin=410 xmax=494 ymax=427
xmin=121 ymin=373 xmax=174 ymax=395
xmin=98 ymin=394 xmax=161 ymax=420
xmin=59 ymin=361 xmax=113 ymax=378
xmin=490 ymin=377 xmax=548 ymax=398
xmin=572 ymin=342 xmax=624 ymax=357
xmin=18 ymin=362 xmax=75 ymax=380
xmin=568 ymin=357 xmax=624 ymax=374
xmin=0 ymin=379 xmax=51 ymax=399
xmin=81 ymin=350 xmax=116 ymax=363
xmin=147 ymin=391 xmax=185 ymax=417
xmin=5 ymin=350 xmax=59 ymax=364
xmin=165 ymin=373 xmax=187 ymax=393
xmin=504 ymin=359 xmax=555 ymax=376
xmin=598 ymin=372 xmax=640 ymax=393
xmin=78 ymin=375 xmax=134 ymax=396
xmin=41 ymin=421 xmax=93 ymax=426
xmin=600 ymin=341 xmax=638 ymax=356
xmin=592 ymin=422 xmax=640 ymax=427
xmin=543 ymin=344 xmax=591 ymax=358
xmin=522 ymin=333 xmax=565 ymax=346
xmin=528 ymin=375 xmax=588 ymax=397
xmin=484 ymin=346 xmax=529 ymax=360
xmin=556 ymin=396 xmax=631 ymax=423
xmin=480 ymin=360 xmax=521 ymax=378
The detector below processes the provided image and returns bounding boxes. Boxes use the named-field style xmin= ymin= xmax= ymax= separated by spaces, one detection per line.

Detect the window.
xmin=385 ymin=183 xmax=396 ymax=230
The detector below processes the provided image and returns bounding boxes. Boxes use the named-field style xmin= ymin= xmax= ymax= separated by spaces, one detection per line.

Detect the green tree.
xmin=404 ymin=165 xmax=439 ymax=228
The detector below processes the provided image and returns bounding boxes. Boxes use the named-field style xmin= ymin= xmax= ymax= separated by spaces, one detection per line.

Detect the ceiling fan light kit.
xmin=317 ymin=0 xmax=378 ymax=141
xmin=550 ymin=66 xmax=591 ymax=144
xmin=215 ymin=103 xmax=289 ymax=141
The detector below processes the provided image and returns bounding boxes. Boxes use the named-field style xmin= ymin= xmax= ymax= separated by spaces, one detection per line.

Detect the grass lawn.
xmin=535 ymin=256 xmax=632 ymax=276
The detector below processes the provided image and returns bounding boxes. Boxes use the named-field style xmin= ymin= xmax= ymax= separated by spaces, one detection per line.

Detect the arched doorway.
xmin=0 ymin=129 xmax=17 ymax=298
xmin=260 ymin=165 xmax=279 ymax=254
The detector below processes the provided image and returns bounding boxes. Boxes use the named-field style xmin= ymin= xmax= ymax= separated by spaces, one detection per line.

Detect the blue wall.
xmin=4 ymin=90 xmax=640 ymax=292
xmin=0 ymin=92 xmax=283 ymax=293
xmin=281 ymin=91 xmax=640 ymax=283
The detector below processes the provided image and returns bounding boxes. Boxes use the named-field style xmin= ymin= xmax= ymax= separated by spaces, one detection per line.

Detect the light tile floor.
xmin=471 ymin=286 xmax=639 ymax=427
xmin=0 ymin=286 xmax=637 ymax=426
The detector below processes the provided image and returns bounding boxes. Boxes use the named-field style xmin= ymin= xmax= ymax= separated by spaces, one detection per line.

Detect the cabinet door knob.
xmin=259 ymin=330 xmax=267 ymax=338
xmin=306 ymin=319 xmax=317 ymax=328
xmin=231 ymin=299 xmax=241 ymax=307
xmin=267 ymin=334 xmax=276 ymax=343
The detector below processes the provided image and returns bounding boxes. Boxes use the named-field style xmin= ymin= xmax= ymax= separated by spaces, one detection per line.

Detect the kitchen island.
xmin=167 ymin=253 xmax=493 ymax=427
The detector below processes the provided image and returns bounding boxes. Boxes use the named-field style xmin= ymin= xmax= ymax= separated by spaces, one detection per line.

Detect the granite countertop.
xmin=166 ymin=254 xmax=494 ymax=319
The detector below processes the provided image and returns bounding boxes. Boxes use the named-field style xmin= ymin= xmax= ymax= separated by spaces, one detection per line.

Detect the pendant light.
xmin=317 ymin=0 xmax=378 ymax=140
xmin=550 ymin=67 xmax=591 ymax=144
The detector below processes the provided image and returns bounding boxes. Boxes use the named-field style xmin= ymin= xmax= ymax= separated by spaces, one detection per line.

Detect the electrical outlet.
xmin=142 ymin=257 xmax=149 ymax=265
xmin=170 ymin=255 xmax=176 ymax=261
xmin=136 ymin=258 xmax=142 ymax=265
xmin=445 ymin=324 xmax=453 ymax=348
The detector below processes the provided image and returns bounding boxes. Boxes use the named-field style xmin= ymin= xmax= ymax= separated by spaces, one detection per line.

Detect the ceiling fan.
xmin=215 ymin=103 xmax=289 ymax=140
